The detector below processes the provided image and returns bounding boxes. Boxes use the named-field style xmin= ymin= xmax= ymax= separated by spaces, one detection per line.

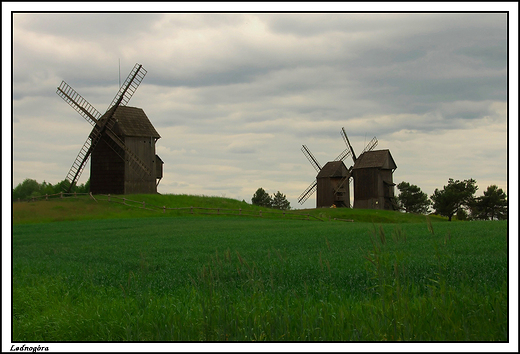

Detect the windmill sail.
xmin=334 ymin=148 xmax=351 ymax=162
xmin=64 ymin=125 xmax=103 ymax=190
xmin=57 ymin=81 xmax=101 ymax=126
xmin=301 ymin=145 xmax=322 ymax=172
xmin=107 ymin=63 xmax=147 ymax=111
xmin=361 ymin=137 xmax=378 ymax=154
xmin=102 ymin=127 xmax=152 ymax=177
xmin=334 ymin=175 xmax=350 ymax=194
xmin=341 ymin=127 xmax=357 ymax=162
xmin=298 ymin=181 xmax=317 ymax=204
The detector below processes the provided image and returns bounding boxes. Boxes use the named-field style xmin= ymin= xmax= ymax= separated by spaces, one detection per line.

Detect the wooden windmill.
xmin=341 ymin=127 xmax=398 ymax=210
xmin=297 ymin=142 xmax=352 ymax=208
xmin=56 ymin=63 xmax=163 ymax=195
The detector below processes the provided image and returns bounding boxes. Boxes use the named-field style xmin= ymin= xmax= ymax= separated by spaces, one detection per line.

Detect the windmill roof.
xmin=317 ymin=161 xmax=348 ymax=178
xmin=101 ymin=106 xmax=160 ymax=138
xmin=352 ymin=149 xmax=396 ymax=170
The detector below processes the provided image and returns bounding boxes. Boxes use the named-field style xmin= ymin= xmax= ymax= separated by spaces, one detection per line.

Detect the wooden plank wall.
xmin=123 ymin=137 xmax=157 ymax=194
xmin=90 ymin=138 xmax=125 ymax=194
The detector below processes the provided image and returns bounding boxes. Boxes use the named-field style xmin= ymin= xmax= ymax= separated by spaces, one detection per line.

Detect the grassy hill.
xmin=12 ymin=193 xmax=445 ymax=225
xmin=12 ymin=193 xmax=507 ymax=342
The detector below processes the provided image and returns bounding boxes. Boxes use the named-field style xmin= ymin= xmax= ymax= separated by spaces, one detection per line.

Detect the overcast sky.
xmin=5 ymin=4 xmax=517 ymax=210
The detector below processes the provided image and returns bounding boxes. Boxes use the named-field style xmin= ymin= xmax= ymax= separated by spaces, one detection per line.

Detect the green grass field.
xmin=11 ymin=195 xmax=508 ymax=341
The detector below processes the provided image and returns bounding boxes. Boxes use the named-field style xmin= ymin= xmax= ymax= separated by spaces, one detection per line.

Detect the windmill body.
xmin=90 ymin=106 xmax=162 ymax=194
xmin=351 ymin=149 xmax=397 ymax=210
xmin=57 ymin=63 xmax=163 ymax=195
xmin=298 ymin=144 xmax=352 ymax=208
xmin=339 ymin=127 xmax=398 ymax=210
xmin=316 ymin=161 xmax=350 ymax=208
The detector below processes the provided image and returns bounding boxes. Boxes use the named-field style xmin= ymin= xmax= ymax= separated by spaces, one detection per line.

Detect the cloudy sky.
xmin=6 ymin=3 xmax=517 ymax=210
xmin=3 ymin=3 xmax=519 ymax=352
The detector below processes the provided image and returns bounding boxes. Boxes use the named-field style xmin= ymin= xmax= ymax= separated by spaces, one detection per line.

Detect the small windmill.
xmin=341 ymin=127 xmax=398 ymax=210
xmin=297 ymin=141 xmax=352 ymax=208
xmin=56 ymin=63 xmax=163 ymax=195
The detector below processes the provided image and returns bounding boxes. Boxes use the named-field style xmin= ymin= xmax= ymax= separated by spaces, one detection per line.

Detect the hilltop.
xmin=12 ymin=193 xmax=445 ymax=225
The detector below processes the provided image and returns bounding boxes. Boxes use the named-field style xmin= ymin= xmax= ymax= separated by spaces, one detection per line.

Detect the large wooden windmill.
xmin=297 ymin=141 xmax=352 ymax=208
xmin=56 ymin=63 xmax=163 ymax=195
xmin=341 ymin=127 xmax=398 ymax=210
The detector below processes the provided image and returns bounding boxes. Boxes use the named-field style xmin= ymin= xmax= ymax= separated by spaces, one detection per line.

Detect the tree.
xmin=396 ymin=181 xmax=431 ymax=214
xmin=40 ymin=181 xmax=55 ymax=196
xmin=251 ymin=188 xmax=272 ymax=208
xmin=272 ymin=191 xmax=291 ymax=210
xmin=470 ymin=185 xmax=507 ymax=220
xmin=75 ymin=179 xmax=90 ymax=193
xmin=13 ymin=178 xmax=91 ymax=200
xmin=12 ymin=179 xmax=40 ymax=200
xmin=53 ymin=179 xmax=72 ymax=193
xmin=430 ymin=178 xmax=478 ymax=221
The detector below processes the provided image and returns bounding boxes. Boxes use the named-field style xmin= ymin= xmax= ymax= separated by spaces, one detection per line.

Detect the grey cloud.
xmin=148 ymin=65 xmax=275 ymax=88
xmin=227 ymin=146 xmax=257 ymax=154
xmin=263 ymin=13 xmax=436 ymax=37
xmin=455 ymin=44 xmax=507 ymax=69
xmin=14 ymin=13 xmax=160 ymax=40
xmin=9 ymin=11 xmax=510 ymax=208
xmin=395 ymin=77 xmax=506 ymax=104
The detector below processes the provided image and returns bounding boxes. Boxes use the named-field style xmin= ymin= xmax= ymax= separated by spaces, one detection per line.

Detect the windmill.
xmin=297 ymin=141 xmax=352 ymax=208
xmin=341 ymin=127 xmax=398 ymax=210
xmin=56 ymin=63 xmax=163 ymax=195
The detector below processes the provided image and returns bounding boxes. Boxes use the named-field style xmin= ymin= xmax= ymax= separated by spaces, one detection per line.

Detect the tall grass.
xmin=12 ymin=215 xmax=507 ymax=341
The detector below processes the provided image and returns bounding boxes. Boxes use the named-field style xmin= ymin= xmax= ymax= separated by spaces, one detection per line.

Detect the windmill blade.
xmin=64 ymin=125 xmax=104 ymax=192
xmin=64 ymin=137 xmax=92 ymax=192
xmin=298 ymin=181 xmax=317 ymax=204
xmin=361 ymin=137 xmax=378 ymax=154
xmin=301 ymin=145 xmax=322 ymax=172
xmin=94 ymin=116 xmax=153 ymax=178
xmin=56 ymin=81 xmax=101 ymax=126
xmin=103 ymin=126 xmax=152 ymax=177
xmin=334 ymin=148 xmax=352 ymax=162
xmin=107 ymin=63 xmax=147 ymax=111
xmin=334 ymin=175 xmax=350 ymax=193
xmin=341 ymin=127 xmax=357 ymax=162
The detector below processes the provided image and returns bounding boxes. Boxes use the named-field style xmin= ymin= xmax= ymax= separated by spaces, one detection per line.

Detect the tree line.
xmin=13 ymin=177 xmax=506 ymax=221
xmin=397 ymin=178 xmax=507 ymax=221
xmin=12 ymin=178 xmax=90 ymax=201
xmin=251 ymin=177 xmax=507 ymax=221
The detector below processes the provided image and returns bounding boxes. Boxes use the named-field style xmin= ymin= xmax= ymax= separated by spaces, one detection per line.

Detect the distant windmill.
xmin=341 ymin=127 xmax=398 ymax=210
xmin=297 ymin=141 xmax=352 ymax=208
xmin=56 ymin=63 xmax=163 ymax=194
